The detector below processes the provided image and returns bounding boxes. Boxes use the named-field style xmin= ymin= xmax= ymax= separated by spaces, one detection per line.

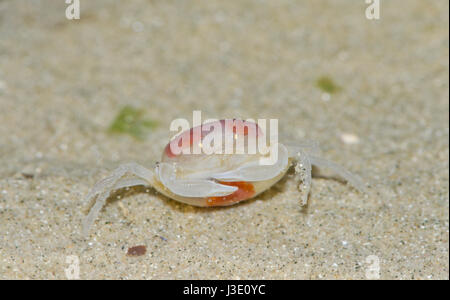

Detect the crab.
xmin=82 ymin=119 xmax=365 ymax=236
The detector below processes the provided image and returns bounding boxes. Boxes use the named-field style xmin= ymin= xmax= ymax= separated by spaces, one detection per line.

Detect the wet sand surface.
xmin=0 ymin=0 xmax=448 ymax=279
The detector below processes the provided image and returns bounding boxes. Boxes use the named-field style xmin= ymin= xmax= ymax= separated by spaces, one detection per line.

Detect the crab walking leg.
xmin=84 ymin=163 xmax=154 ymax=203
xmin=293 ymin=149 xmax=312 ymax=206
xmin=82 ymin=163 xmax=155 ymax=236
xmin=308 ymin=155 xmax=366 ymax=193
xmin=113 ymin=178 xmax=149 ymax=190
xmin=284 ymin=140 xmax=322 ymax=156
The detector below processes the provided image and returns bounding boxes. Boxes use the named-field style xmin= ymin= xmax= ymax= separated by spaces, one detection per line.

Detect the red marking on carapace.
xmin=164 ymin=120 xmax=263 ymax=158
xmin=164 ymin=128 xmax=196 ymax=158
xmin=206 ymin=181 xmax=255 ymax=206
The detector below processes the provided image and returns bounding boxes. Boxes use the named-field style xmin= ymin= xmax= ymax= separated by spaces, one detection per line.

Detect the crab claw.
xmin=157 ymin=162 xmax=238 ymax=197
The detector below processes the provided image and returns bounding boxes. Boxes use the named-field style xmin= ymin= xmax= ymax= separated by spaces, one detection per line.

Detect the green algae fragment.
xmin=316 ymin=76 xmax=341 ymax=94
xmin=109 ymin=106 xmax=157 ymax=139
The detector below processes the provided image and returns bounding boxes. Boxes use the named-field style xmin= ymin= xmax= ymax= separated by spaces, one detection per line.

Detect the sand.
xmin=0 ymin=0 xmax=448 ymax=279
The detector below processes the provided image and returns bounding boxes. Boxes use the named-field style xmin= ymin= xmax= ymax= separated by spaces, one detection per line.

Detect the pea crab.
xmin=82 ymin=119 xmax=365 ymax=235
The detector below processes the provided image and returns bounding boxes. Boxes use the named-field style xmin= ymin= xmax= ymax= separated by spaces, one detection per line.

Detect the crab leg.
xmin=284 ymin=140 xmax=321 ymax=156
xmin=113 ymin=178 xmax=149 ymax=190
xmin=308 ymin=155 xmax=366 ymax=193
xmin=83 ymin=163 xmax=155 ymax=236
xmin=293 ymin=149 xmax=312 ymax=206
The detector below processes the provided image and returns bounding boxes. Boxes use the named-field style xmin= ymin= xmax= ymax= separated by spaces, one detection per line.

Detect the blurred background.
xmin=0 ymin=0 xmax=448 ymax=279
